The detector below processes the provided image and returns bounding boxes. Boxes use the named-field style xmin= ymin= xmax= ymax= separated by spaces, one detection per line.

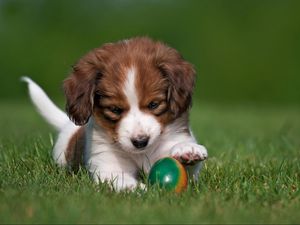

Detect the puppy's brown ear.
xmin=157 ymin=47 xmax=196 ymax=117
xmin=64 ymin=51 xmax=102 ymax=125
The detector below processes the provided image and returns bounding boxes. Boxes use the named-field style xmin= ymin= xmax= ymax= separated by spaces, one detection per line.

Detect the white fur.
xmin=123 ymin=68 xmax=138 ymax=107
xmin=23 ymin=76 xmax=208 ymax=191
xmin=21 ymin=77 xmax=69 ymax=131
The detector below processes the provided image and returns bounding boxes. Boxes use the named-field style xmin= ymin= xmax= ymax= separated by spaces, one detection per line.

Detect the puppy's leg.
xmin=171 ymin=142 xmax=208 ymax=164
xmin=92 ymin=171 xmax=139 ymax=191
xmin=171 ymin=141 xmax=208 ymax=180
xmin=52 ymin=121 xmax=82 ymax=168
xmin=86 ymin=153 xmax=141 ymax=191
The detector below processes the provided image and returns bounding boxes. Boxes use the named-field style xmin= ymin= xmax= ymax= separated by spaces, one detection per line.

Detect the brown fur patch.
xmin=65 ymin=126 xmax=85 ymax=171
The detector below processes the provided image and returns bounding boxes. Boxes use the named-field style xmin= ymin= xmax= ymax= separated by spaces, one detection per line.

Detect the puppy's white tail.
xmin=21 ymin=76 xmax=70 ymax=131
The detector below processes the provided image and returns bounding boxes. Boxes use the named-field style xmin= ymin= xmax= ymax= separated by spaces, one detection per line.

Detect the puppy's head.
xmin=64 ymin=37 xmax=195 ymax=153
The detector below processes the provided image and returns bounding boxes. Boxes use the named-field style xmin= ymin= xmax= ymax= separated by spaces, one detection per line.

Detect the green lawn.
xmin=0 ymin=101 xmax=300 ymax=224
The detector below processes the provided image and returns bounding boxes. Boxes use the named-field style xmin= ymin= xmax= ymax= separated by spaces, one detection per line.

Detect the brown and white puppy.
xmin=22 ymin=37 xmax=208 ymax=191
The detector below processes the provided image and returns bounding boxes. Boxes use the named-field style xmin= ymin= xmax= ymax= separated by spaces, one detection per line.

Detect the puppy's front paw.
xmin=112 ymin=178 xmax=139 ymax=192
xmin=93 ymin=172 xmax=140 ymax=192
xmin=171 ymin=143 xmax=208 ymax=165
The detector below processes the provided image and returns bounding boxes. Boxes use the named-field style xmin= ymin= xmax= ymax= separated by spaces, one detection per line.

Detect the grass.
xmin=0 ymin=101 xmax=300 ymax=224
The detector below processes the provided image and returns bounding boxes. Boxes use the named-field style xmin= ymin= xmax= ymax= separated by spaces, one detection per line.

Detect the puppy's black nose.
xmin=131 ymin=136 xmax=149 ymax=149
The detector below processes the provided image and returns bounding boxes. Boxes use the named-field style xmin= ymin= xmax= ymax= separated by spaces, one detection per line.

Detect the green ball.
xmin=148 ymin=157 xmax=188 ymax=193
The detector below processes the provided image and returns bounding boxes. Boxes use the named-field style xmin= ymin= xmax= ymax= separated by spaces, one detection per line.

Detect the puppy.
xmin=23 ymin=37 xmax=208 ymax=191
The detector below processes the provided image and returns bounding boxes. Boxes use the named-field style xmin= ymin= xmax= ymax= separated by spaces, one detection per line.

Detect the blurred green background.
xmin=0 ymin=0 xmax=300 ymax=105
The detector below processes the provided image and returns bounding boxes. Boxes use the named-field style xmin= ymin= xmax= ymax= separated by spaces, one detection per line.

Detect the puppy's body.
xmin=23 ymin=37 xmax=208 ymax=191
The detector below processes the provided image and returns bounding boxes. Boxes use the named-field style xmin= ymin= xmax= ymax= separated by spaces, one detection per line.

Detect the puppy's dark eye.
xmin=110 ymin=106 xmax=123 ymax=115
xmin=148 ymin=101 xmax=159 ymax=110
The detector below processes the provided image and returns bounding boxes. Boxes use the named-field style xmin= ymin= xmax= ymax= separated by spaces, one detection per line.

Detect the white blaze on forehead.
xmin=118 ymin=67 xmax=162 ymax=152
xmin=123 ymin=68 xmax=139 ymax=108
